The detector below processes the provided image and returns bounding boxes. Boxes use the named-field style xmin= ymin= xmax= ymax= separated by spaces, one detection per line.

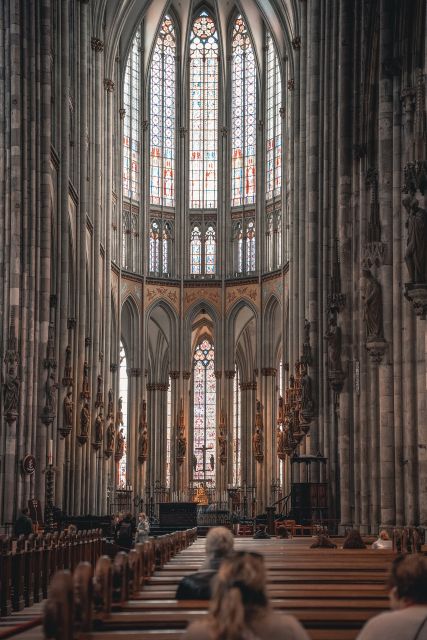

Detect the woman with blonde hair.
xmin=183 ymin=551 xmax=309 ymax=640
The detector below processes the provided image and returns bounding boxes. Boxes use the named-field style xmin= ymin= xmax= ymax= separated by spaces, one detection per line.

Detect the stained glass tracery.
xmin=205 ymin=225 xmax=216 ymax=274
xmin=265 ymin=31 xmax=282 ymax=200
xmin=189 ymin=11 xmax=219 ymax=209
xmin=231 ymin=15 xmax=256 ymax=207
xmin=191 ymin=226 xmax=202 ymax=274
xmin=123 ymin=30 xmax=141 ymax=201
xmin=150 ymin=16 xmax=176 ymax=207
xmin=193 ymin=339 xmax=216 ymax=484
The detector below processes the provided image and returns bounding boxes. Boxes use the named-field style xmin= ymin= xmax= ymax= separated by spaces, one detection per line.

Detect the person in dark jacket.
xmin=253 ymin=524 xmax=270 ymax=539
xmin=14 ymin=508 xmax=33 ymax=537
xmin=115 ymin=512 xmax=134 ymax=550
xmin=176 ymin=527 xmax=234 ymax=600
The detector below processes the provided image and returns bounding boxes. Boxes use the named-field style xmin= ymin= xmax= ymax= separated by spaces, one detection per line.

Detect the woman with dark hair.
xmin=183 ymin=551 xmax=309 ymax=640
xmin=342 ymin=529 xmax=366 ymax=549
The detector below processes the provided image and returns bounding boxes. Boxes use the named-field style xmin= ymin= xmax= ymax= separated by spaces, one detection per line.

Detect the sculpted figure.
xmin=45 ymin=372 xmax=58 ymax=415
xmin=404 ymin=195 xmax=427 ymax=283
xmin=177 ymin=429 xmax=186 ymax=459
xmin=82 ymin=361 xmax=90 ymax=397
xmin=210 ymin=454 xmax=215 ymax=471
xmin=116 ymin=397 xmax=124 ymax=427
xmin=116 ymin=427 xmax=125 ymax=459
xmin=4 ymin=363 xmax=19 ymax=415
xmin=94 ymin=411 xmax=104 ymax=443
xmin=325 ymin=311 xmax=342 ymax=371
xmin=276 ymin=426 xmax=284 ymax=454
xmin=106 ymin=421 xmax=115 ymax=452
xmin=218 ymin=430 xmax=227 ymax=460
xmin=80 ymin=402 xmax=90 ymax=437
xmin=253 ymin=427 xmax=263 ymax=457
xmin=301 ymin=365 xmax=314 ymax=415
xmin=138 ymin=424 xmax=148 ymax=459
xmin=192 ymin=454 xmax=197 ymax=472
xmin=361 ymin=269 xmax=383 ymax=340
xmin=107 ymin=389 xmax=114 ymax=418
xmin=63 ymin=391 xmax=73 ymax=428
xmin=64 ymin=345 xmax=72 ymax=380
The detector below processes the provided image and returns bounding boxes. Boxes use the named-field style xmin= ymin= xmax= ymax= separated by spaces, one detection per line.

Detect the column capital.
xmin=224 ymin=370 xmax=235 ymax=379
xmin=214 ymin=371 xmax=222 ymax=379
xmin=261 ymin=367 xmax=277 ymax=377
xmin=119 ymin=108 xmax=126 ymax=120
xmin=287 ymin=78 xmax=295 ymax=91
xmin=169 ymin=370 xmax=180 ymax=379
xmin=128 ymin=368 xmax=141 ymax=377
xmin=182 ymin=371 xmax=191 ymax=380
xmin=291 ymin=36 xmax=301 ymax=50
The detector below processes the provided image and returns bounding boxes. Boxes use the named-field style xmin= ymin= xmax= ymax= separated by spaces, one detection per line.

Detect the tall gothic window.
xmin=149 ymin=220 xmax=160 ymax=273
xmin=118 ymin=341 xmax=128 ymax=488
xmin=123 ymin=30 xmax=141 ymax=201
xmin=190 ymin=226 xmax=202 ymax=274
xmin=246 ymin=220 xmax=256 ymax=272
xmin=150 ymin=16 xmax=176 ymax=207
xmin=233 ymin=366 xmax=241 ymax=486
xmin=149 ymin=220 xmax=172 ymax=275
xmin=166 ymin=376 xmax=172 ymax=487
xmin=193 ymin=339 xmax=216 ymax=484
xmin=231 ymin=15 xmax=256 ymax=207
xmin=265 ymin=31 xmax=281 ymax=200
xmin=205 ymin=225 xmax=216 ymax=274
xmin=189 ymin=11 xmax=219 ymax=209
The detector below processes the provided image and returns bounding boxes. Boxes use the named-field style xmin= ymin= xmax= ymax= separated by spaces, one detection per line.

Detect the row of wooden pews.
xmin=6 ymin=533 xmax=397 ymax=640
xmin=0 ymin=529 xmax=102 ymax=618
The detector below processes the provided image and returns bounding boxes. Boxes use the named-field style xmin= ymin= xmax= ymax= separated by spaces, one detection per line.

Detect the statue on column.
xmin=78 ymin=402 xmax=90 ymax=444
xmin=4 ymin=362 xmax=20 ymax=418
xmin=176 ymin=401 xmax=186 ymax=464
xmin=210 ymin=454 xmax=215 ymax=471
xmin=360 ymin=269 xmax=383 ymax=340
xmin=44 ymin=372 xmax=59 ymax=418
xmin=403 ymin=194 xmax=427 ymax=283
xmin=107 ymin=389 xmax=114 ymax=419
xmin=115 ymin=427 xmax=125 ymax=462
xmin=324 ymin=310 xmax=342 ymax=372
xmin=253 ymin=400 xmax=264 ymax=462
xmin=61 ymin=390 xmax=73 ymax=437
xmin=81 ymin=361 xmax=90 ymax=399
xmin=300 ymin=364 xmax=315 ymax=421
xmin=138 ymin=401 xmax=148 ymax=464
xmin=93 ymin=410 xmax=104 ymax=450
xmin=105 ymin=420 xmax=115 ymax=458
xmin=116 ymin=397 xmax=124 ymax=428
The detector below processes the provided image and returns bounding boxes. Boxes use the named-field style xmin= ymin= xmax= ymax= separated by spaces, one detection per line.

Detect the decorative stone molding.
xmin=67 ymin=318 xmax=77 ymax=330
xmin=404 ymin=283 xmax=427 ymax=319
xmin=362 ymin=242 xmax=386 ymax=269
xmin=240 ymin=381 xmax=257 ymax=391
xmin=401 ymin=87 xmax=416 ymax=116
xmin=287 ymin=78 xmax=295 ymax=91
xmin=103 ymin=78 xmax=114 ymax=92
xmin=3 ymin=312 xmax=20 ymax=424
xmin=261 ymin=367 xmax=276 ymax=377
xmin=402 ymin=161 xmax=427 ymax=195
xmin=85 ymin=337 xmax=92 ymax=347
xmin=91 ymin=38 xmax=104 ymax=53
xmin=119 ymin=108 xmax=126 ymax=120
xmin=366 ymin=339 xmax=387 ymax=364
xmin=62 ymin=346 xmax=73 ymax=387
xmin=291 ymin=36 xmax=301 ymax=50
xmin=146 ymin=382 xmax=168 ymax=391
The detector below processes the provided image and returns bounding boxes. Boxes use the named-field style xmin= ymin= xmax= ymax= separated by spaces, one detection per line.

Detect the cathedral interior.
xmin=0 ymin=0 xmax=426 ymax=536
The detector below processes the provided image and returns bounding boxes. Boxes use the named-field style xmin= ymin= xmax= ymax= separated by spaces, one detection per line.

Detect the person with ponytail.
xmin=183 ymin=551 xmax=309 ymax=640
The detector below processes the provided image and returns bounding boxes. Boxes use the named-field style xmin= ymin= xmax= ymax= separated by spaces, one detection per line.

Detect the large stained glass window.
xmin=231 ymin=15 xmax=256 ymax=207
xmin=190 ymin=226 xmax=202 ymax=274
xmin=265 ymin=31 xmax=282 ymax=200
xmin=193 ymin=339 xmax=216 ymax=484
xmin=189 ymin=11 xmax=219 ymax=209
xmin=123 ymin=30 xmax=141 ymax=201
xmin=150 ymin=16 xmax=176 ymax=207
xmin=118 ymin=341 xmax=128 ymax=487
xmin=233 ymin=366 xmax=241 ymax=486
xmin=205 ymin=225 xmax=216 ymax=274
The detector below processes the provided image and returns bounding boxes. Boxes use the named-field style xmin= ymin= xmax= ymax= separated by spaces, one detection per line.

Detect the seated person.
xmin=310 ymin=534 xmax=337 ymax=548
xmin=176 ymin=526 xmax=234 ymax=600
xmin=14 ymin=508 xmax=33 ymax=537
xmin=183 ymin=551 xmax=309 ymax=640
xmin=253 ymin=524 xmax=270 ymax=539
xmin=357 ymin=554 xmax=427 ymax=639
xmin=342 ymin=529 xmax=366 ymax=549
xmin=372 ymin=529 xmax=392 ymax=549
xmin=276 ymin=525 xmax=290 ymax=539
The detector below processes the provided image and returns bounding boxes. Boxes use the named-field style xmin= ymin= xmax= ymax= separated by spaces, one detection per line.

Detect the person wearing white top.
xmin=371 ymin=529 xmax=393 ymax=549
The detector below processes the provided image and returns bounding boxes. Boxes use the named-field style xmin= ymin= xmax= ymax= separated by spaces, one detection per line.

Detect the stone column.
xmin=261 ymin=368 xmax=277 ymax=506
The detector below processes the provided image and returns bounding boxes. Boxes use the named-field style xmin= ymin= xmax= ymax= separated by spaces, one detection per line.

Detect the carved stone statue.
xmin=192 ymin=454 xmax=197 ymax=472
xmin=177 ymin=429 xmax=186 ymax=460
xmin=45 ymin=372 xmax=58 ymax=415
xmin=82 ymin=361 xmax=90 ymax=398
xmin=276 ymin=426 xmax=284 ymax=455
xmin=116 ymin=397 xmax=124 ymax=427
xmin=63 ymin=391 xmax=73 ymax=432
xmin=115 ymin=427 xmax=125 ymax=461
xmin=210 ymin=454 xmax=215 ymax=471
xmin=138 ymin=424 xmax=148 ymax=462
xmin=253 ymin=427 xmax=263 ymax=458
xmin=361 ymin=269 xmax=383 ymax=340
xmin=218 ymin=429 xmax=227 ymax=463
xmin=106 ymin=420 xmax=115 ymax=454
xmin=4 ymin=363 xmax=19 ymax=417
xmin=95 ymin=374 xmax=103 ymax=408
xmin=63 ymin=345 xmax=72 ymax=385
xmin=404 ymin=195 xmax=427 ymax=283
xmin=94 ymin=411 xmax=104 ymax=445
xmin=325 ymin=311 xmax=342 ymax=371
xmin=107 ymin=389 xmax=114 ymax=418
xmin=79 ymin=402 xmax=90 ymax=444
xmin=301 ymin=365 xmax=315 ymax=417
